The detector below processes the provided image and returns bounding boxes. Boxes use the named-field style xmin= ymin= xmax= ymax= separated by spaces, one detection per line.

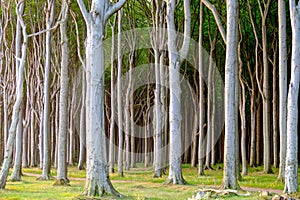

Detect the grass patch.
xmin=0 ymin=164 xmax=298 ymax=199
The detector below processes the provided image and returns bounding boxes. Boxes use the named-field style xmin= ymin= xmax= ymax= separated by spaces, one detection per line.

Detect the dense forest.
xmin=0 ymin=0 xmax=299 ymax=198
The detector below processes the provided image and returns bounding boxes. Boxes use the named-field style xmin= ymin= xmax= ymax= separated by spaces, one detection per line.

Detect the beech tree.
xmin=76 ymin=0 xmax=126 ymax=196
xmin=56 ymin=0 xmax=70 ymax=185
xmin=278 ymin=0 xmax=287 ymax=181
xmin=0 ymin=1 xmax=27 ymax=189
xmin=284 ymin=0 xmax=300 ymax=194
xmin=165 ymin=0 xmax=190 ymax=184
xmin=222 ymin=0 xmax=239 ymax=189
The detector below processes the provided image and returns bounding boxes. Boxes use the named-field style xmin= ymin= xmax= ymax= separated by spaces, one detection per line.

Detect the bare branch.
xmin=76 ymin=0 xmax=89 ymax=23
xmin=201 ymin=0 xmax=226 ymax=44
xmin=105 ymin=0 xmax=126 ymax=22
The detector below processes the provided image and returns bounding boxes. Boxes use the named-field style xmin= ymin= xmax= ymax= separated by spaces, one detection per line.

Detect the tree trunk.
xmin=77 ymin=0 xmax=126 ymax=197
xmin=117 ymin=9 xmax=124 ymax=177
xmin=39 ymin=0 xmax=55 ymax=180
xmin=166 ymin=0 xmax=190 ymax=185
xmin=0 ymin=2 xmax=27 ymax=188
xmin=277 ymin=0 xmax=287 ymax=181
xmin=10 ymin=6 xmax=24 ymax=180
xmin=222 ymin=0 xmax=239 ymax=189
xmin=56 ymin=0 xmax=70 ymax=184
xmin=109 ymin=16 xmax=117 ymax=174
xmin=284 ymin=0 xmax=300 ymax=194
xmin=78 ymin=69 xmax=86 ymax=170
xmin=198 ymin=1 xmax=205 ymax=176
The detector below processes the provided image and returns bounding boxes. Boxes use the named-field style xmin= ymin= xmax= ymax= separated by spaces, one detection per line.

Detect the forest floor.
xmin=0 ymin=164 xmax=299 ymax=200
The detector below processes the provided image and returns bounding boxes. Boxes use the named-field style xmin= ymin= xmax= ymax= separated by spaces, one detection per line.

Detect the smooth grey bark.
xmin=278 ymin=0 xmax=287 ymax=181
xmin=166 ymin=0 xmax=190 ymax=185
xmin=150 ymin=0 xmax=165 ymax=178
xmin=198 ymin=1 xmax=205 ymax=176
xmin=109 ymin=16 xmax=117 ymax=174
xmin=257 ymin=0 xmax=272 ymax=174
xmin=39 ymin=0 xmax=56 ymax=180
xmin=222 ymin=0 xmax=239 ymax=189
xmin=238 ymin=40 xmax=247 ymax=175
xmin=117 ymin=9 xmax=124 ymax=177
xmin=10 ymin=3 xmax=24 ymax=181
xmin=0 ymin=1 xmax=27 ymax=188
xmin=284 ymin=0 xmax=300 ymax=194
xmin=272 ymin=47 xmax=278 ymax=168
xmin=56 ymin=0 xmax=70 ymax=184
xmin=77 ymin=0 xmax=126 ymax=196
xmin=78 ymin=69 xmax=86 ymax=170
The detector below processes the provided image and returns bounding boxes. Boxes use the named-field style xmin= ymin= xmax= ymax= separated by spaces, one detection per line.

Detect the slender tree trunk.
xmin=56 ymin=0 xmax=70 ymax=184
xmin=78 ymin=69 xmax=86 ymax=170
xmin=284 ymin=0 xmax=300 ymax=194
xmin=0 ymin=2 xmax=27 ymax=188
xmin=10 ymin=3 xmax=24 ymax=181
xmin=166 ymin=0 xmax=190 ymax=184
xmin=109 ymin=16 xmax=117 ymax=174
xmin=222 ymin=0 xmax=239 ymax=189
xmin=278 ymin=0 xmax=287 ymax=181
xmin=272 ymin=50 xmax=278 ymax=168
xmin=117 ymin=9 xmax=124 ymax=177
xmin=198 ymin=1 xmax=205 ymax=176
xmin=39 ymin=0 xmax=56 ymax=180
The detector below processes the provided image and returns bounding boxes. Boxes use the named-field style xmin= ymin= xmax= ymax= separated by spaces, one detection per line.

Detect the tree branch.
xmin=201 ymin=0 xmax=226 ymax=44
xmin=178 ymin=0 xmax=191 ymax=62
xmin=105 ymin=0 xmax=126 ymax=22
xmin=76 ymin=0 xmax=89 ymax=23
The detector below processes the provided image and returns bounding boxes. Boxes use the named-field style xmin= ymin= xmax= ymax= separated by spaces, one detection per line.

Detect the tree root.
xmin=53 ymin=178 xmax=70 ymax=186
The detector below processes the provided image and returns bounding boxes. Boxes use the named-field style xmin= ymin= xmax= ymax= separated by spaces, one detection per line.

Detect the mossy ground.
xmin=0 ymin=164 xmax=299 ymax=199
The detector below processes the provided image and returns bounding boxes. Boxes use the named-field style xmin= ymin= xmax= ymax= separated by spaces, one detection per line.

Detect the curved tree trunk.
xmin=0 ymin=1 xmax=27 ymax=188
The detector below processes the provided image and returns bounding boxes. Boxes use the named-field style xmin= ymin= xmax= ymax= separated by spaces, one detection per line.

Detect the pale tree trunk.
xmin=198 ymin=1 xmax=205 ymax=176
xmin=77 ymin=0 xmax=126 ymax=196
xmin=277 ymin=0 xmax=287 ymax=181
xmin=39 ymin=109 xmax=44 ymax=169
xmin=130 ymin=87 xmax=136 ymax=168
xmin=166 ymin=0 xmax=190 ymax=184
xmin=271 ymin=45 xmax=278 ymax=168
xmin=10 ymin=3 xmax=24 ymax=181
xmin=0 ymin=1 xmax=27 ymax=188
xmin=205 ymin=29 xmax=217 ymax=169
xmin=222 ymin=0 xmax=239 ymax=189
xmin=56 ymin=0 xmax=70 ymax=184
xmin=109 ymin=15 xmax=117 ymax=174
xmin=68 ymin=85 xmax=76 ymax=166
xmin=54 ymin=93 xmax=59 ymax=168
xmin=39 ymin=0 xmax=56 ymax=180
xmin=257 ymin=0 xmax=272 ymax=174
xmin=22 ymin=90 xmax=30 ymax=169
xmin=78 ymin=69 xmax=86 ymax=170
xmin=247 ymin=60 xmax=256 ymax=167
xmin=124 ymin=27 xmax=136 ymax=170
xmin=239 ymin=43 xmax=247 ymax=176
xmin=284 ymin=0 xmax=300 ymax=194
xmin=117 ymin=9 xmax=124 ymax=177
xmin=151 ymin=0 xmax=165 ymax=178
